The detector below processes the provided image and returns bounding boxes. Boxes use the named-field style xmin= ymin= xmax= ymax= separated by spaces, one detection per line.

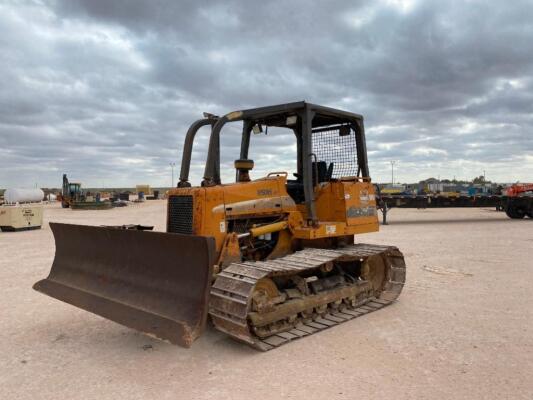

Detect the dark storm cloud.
xmin=1 ymin=0 xmax=532 ymax=188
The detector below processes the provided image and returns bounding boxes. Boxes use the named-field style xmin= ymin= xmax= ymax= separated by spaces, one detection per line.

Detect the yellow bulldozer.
xmin=34 ymin=102 xmax=406 ymax=351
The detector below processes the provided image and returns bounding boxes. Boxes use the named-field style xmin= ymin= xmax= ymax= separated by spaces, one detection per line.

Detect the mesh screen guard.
xmin=311 ymin=124 xmax=359 ymax=179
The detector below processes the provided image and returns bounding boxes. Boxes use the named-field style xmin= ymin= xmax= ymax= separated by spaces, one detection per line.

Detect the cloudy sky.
xmin=1 ymin=0 xmax=532 ymax=188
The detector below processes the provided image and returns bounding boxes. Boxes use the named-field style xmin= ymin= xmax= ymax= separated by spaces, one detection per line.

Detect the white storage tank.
xmin=4 ymin=188 xmax=44 ymax=204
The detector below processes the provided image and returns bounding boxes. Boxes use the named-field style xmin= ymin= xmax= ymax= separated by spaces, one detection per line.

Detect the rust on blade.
xmin=33 ymin=223 xmax=215 ymax=347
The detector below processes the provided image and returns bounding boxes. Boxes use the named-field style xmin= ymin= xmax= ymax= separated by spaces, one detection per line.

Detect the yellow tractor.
xmin=34 ymin=102 xmax=406 ymax=351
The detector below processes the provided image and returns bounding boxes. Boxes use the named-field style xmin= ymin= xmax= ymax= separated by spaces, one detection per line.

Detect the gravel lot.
xmin=1 ymin=201 xmax=532 ymax=400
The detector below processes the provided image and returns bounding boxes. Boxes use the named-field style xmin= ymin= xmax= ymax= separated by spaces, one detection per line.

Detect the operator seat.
xmin=286 ymin=161 xmax=334 ymax=203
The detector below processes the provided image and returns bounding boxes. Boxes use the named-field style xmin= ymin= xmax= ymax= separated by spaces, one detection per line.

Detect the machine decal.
xmin=347 ymin=206 xmax=377 ymax=218
xmin=326 ymin=225 xmax=337 ymax=234
xmin=359 ymin=189 xmax=369 ymax=203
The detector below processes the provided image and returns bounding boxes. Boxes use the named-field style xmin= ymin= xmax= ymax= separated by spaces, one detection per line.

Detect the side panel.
xmin=168 ymin=177 xmax=292 ymax=255
xmin=342 ymin=181 xmax=379 ymax=226
xmin=294 ymin=180 xmax=379 ymax=239
xmin=314 ymin=181 xmax=378 ymax=226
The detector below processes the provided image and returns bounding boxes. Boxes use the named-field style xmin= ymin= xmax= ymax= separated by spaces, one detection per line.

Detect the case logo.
xmin=257 ymin=189 xmax=273 ymax=196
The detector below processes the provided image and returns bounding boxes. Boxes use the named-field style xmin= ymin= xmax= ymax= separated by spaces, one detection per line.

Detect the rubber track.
xmin=209 ymin=243 xmax=406 ymax=351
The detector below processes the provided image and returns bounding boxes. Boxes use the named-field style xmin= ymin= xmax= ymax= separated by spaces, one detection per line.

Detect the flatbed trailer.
xmin=376 ymin=194 xmax=506 ymax=224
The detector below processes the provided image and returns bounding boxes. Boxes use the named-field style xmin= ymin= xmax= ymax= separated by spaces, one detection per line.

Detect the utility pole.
xmin=483 ymin=170 xmax=486 ymax=183
xmin=390 ymin=161 xmax=396 ymax=186
xmin=169 ymin=162 xmax=175 ymax=188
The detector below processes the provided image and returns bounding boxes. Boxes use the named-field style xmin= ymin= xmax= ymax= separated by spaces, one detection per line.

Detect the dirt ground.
xmin=0 ymin=201 xmax=531 ymax=400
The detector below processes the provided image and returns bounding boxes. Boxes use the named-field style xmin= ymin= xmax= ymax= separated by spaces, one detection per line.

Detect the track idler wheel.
xmin=252 ymin=278 xmax=283 ymax=313
xmin=361 ymin=255 xmax=387 ymax=296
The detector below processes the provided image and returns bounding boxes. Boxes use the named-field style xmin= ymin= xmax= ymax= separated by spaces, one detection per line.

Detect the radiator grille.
xmin=167 ymin=195 xmax=193 ymax=234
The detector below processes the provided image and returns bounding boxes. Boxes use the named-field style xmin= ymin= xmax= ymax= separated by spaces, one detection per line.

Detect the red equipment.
xmin=506 ymin=183 xmax=533 ymax=197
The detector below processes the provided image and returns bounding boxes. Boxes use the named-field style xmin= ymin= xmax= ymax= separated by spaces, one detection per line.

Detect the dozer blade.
xmin=33 ymin=223 xmax=215 ymax=347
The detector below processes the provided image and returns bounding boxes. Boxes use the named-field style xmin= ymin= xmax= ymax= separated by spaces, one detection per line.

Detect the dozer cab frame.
xmin=173 ymin=102 xmax=378 ymax=249
xmin=34 ymin=102 xmax=405 ymax=350
xmin=179 ymin=102 xmax=370 ymax=221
